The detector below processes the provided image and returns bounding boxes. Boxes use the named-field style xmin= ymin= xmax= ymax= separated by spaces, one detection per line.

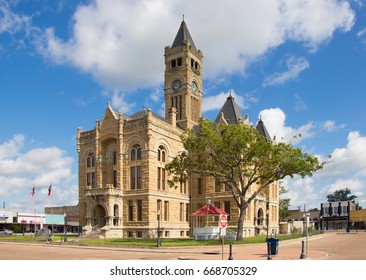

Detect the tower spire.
xmin=171 ymin=19 xmax=196 ymax=50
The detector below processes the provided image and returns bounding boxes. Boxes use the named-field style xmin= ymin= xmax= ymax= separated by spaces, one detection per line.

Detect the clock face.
xmin=191 ymin=81 xmax=198 ymax=94
xmin=172 ymin=80 xmax=181 ymax=92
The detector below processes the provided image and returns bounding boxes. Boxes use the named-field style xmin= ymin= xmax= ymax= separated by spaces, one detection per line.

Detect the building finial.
xmin=182 ymin=14 xmax=185 ymax=22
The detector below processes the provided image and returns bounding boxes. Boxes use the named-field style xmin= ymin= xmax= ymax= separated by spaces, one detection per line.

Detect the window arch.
xmin=130 ymin=144 xmax=142 ymax=190
xmin=131 ymin=144 xmax=142 ymax=161
xmin=86 ymin=153 xmax=96 ymax=188
xmin=257 ymin=208 xmax=264 ymax=226
xmin=157 ymin=145 xmax=167 ymax=191
xmin=87 ymin=153 xmax=95 ymax=168
xmin=157 ymin=145 xmax=166 ymax=162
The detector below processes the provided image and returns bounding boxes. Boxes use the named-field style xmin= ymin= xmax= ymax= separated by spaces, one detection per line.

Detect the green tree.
xmin=166 ymin=119 xmax=327 ymax=240
xmin=279 ymin=186 xmax=292 ymax=222
xmin=327 ymin=188 xmax=362 ymax=209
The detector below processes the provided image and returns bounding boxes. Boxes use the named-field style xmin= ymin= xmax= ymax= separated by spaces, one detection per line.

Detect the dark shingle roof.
xmin=172 ymin=20 xmax=197 ymax=50
xmin=214 ymin=95 xmax=245 ymax=124
xmin=256 ymin=119 xmax=272 ymax=141
xmin=129 ymin=109 xmax=167 ymax=123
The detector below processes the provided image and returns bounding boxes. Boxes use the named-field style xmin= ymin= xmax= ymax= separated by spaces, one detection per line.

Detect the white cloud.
xmin=357 ymin=28 xmax=366 ymax=37
xmin=295 ymin=94 xmax=308 ymax=111
xmin=0 ymin=0 xmax=31 ymax=34
xmin=324 ymin=131 xmax=366 ymax=177
xmin=321 ymin=120 xmax=346 ymax=132
xmin=0 ymin=134 xmax=25 ymax=159
xmin=101 ymin=89 xmax=136 ymax=114
xmin=357 ymin=27 xmax=366 ymax=46
xmin=323 ymin=178 xmax=364 ymax=195
xmin=0 ymin=135 xmax=75 ymax=209
xmin=259 ymin=107 xmax=315 ymax=144
xmin=283 ymin=131 xmax=366 ymax=209
xmin=263 ymin=56 xmax=310 ymax=87
xmin=202 ymin=89 xmax=247 ymax=113
xmin=34 ymin=0 xmax=355 ymax=92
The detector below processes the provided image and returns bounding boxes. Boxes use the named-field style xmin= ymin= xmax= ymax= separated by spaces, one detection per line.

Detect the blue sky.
xmin=1 ymin=0 xmax=366 ymax=212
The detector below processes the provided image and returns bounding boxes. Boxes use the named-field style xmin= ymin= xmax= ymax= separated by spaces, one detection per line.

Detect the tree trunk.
xmin=236 ymin=204 xmax=246 ymax=241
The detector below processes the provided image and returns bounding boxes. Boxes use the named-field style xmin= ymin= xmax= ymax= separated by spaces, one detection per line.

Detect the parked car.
xmin=0 ymin=229 xmax=13 ymax=236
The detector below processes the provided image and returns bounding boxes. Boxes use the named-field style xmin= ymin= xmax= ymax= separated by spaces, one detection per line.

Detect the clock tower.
xmin=164 ymin=20 xmax=203 ymax=130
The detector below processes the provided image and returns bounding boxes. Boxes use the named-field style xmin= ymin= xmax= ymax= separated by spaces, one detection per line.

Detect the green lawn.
xmin=0 ymin=233 xmax=307 ymax=247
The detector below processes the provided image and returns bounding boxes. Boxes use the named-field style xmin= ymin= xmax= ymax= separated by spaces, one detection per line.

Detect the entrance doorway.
xmin=92 ymin=205 xmax=106 ymax=228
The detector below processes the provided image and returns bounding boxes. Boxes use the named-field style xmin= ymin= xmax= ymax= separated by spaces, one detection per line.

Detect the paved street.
xmin=0 ymin=231 xmax=365 ymax=260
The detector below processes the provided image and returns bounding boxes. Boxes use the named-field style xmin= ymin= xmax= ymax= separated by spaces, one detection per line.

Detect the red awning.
xmin=192 ymin=204 xmax=227 ymax=216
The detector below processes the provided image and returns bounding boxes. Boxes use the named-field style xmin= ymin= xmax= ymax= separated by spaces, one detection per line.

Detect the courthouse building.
xmin=77 ymin=20 xmax=279 ymax=238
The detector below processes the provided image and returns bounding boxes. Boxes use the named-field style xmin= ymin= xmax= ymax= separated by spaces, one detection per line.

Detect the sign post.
xmin=219 ymin=214 xmax=228 ymax=260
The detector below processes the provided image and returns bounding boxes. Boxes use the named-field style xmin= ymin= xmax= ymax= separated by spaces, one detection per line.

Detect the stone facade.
xmin=77 ymin=20 xmax=279 ymax=238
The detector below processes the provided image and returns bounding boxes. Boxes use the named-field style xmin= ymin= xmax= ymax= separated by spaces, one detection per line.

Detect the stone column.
xmin=117 ymin=113 xmax=124 ymax=191
xmin=95 ymin=120 xmax=102 ymax=188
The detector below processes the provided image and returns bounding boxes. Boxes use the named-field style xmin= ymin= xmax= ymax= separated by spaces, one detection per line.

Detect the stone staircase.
xmin=82 ymin=226 xmax=102 ymax=239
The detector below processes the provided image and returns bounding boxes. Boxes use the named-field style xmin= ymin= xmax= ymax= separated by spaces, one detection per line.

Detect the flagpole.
xmin=33 ymin=185 xmax=37 ymax=236
xmin=51 ymin=182 xmax=53 ymax=236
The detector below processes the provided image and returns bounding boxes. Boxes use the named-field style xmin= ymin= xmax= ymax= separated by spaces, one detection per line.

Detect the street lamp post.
xmin=304 ymin=212 xmax=310 ymax=258
xmin=320 ymin=215 xmax=323 ymax=233
xmin=63 ymin=213 xmax=67 ymax=242
xmin=266 ymin=209 xmax=271 ymax=260
xmin=266 ymin=209 xmax=269 ymax=242
xmin=157 ymin=209 xmax=161 ymax=248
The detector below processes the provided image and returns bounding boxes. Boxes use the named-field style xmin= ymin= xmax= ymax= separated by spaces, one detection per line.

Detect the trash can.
xmin=267 ymin=238 xmax=279 ymax=256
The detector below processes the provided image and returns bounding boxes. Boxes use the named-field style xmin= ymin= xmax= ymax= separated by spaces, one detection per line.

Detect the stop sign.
xmin=219 ymin=214 xmax=228 ymax=229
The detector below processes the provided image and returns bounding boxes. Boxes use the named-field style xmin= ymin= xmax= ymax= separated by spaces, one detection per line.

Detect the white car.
xmin=0 ymin=229 xmax=13 ymax=236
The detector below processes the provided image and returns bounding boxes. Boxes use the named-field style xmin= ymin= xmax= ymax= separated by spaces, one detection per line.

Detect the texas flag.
xmin=48 ymin=184 xmax=52 ymax=196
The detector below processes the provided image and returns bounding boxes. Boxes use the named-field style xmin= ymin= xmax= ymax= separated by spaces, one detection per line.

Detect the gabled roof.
xmin=171 ymin=20 xmax=197 ymax=50
xmin=214 ymin=94 xmax=245 ymax=124
xmin=192 ymin=204 xmax=227 ymax=216
xmin=256 ymin=119 xmax=272 ymax=141
xmin=129 ymin=109 xmax=167 ymax=123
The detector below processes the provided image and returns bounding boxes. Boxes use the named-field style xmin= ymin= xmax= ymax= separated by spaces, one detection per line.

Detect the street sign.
xmin=219 ymin=214 xmax=228 ymax=229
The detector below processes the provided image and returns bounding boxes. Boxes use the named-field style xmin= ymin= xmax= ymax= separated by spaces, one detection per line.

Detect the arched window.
xmin=157 ymin=146 xmax=167 ymax=190
xmin=86 ymin=153 xmax=96 ymax=188
xmin=257 ymin=208 xmax=264 ymax=226
xmin=158 ymin=146 xmax=166 ymax=162
xmin=130 ymin=144 xmax=142 ymax=190
xmin=131 ymin=144 xmax=141 ymax=161
xmin=87 ymin=153 xmax=95 ymax=168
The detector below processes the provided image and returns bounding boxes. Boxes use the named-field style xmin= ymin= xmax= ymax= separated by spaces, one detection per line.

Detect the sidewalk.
xmin=174 ymin=231 xmax=365 ymax=260
xmin=170 ymin=235 xmax=326 ymax=260
xmin=1 ymin=231 xmax=365 ymax=260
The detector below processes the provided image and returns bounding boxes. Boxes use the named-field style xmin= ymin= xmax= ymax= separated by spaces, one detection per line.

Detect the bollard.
xmin=300 ymin=240 xmax=306 ymax=259
xmin=228 ymin=244 xmax=233 ymax=260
